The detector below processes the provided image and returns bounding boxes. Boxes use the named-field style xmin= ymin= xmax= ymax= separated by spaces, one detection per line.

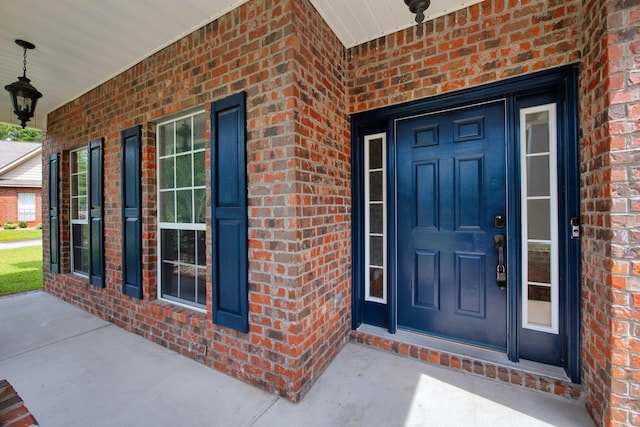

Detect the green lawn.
xmin=0 ymin=228 xmax=42 ymax=242
xmin=0 ymin=245 xmax=43 ymax=296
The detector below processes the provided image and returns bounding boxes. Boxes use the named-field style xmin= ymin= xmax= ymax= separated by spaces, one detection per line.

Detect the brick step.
xmin=0 ymin=380 xmax=39 ymax=427
xmin=351 ymin=328 xmax=583 ymax=401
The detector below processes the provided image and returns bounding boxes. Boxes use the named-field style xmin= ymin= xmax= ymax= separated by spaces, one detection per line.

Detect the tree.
xmin=0 ymin=124 xmax=42 ymax=142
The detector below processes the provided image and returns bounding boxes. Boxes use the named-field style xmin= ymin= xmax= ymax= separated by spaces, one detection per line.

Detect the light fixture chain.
xmin=23 ymin=47 xmax=28 ymax=77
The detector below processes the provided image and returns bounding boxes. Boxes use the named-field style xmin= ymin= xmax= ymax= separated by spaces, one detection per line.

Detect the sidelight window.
xmin=520 ymin=104 xmax=559 ymax=334
xmin=364 ymin=133 xmax=387 ymax=304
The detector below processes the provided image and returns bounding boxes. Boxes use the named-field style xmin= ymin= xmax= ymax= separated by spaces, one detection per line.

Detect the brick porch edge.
xmin=351 ymin=330 xmax=583 ymax=401
xmin=0 ymin=380 xmax=39 ymax=427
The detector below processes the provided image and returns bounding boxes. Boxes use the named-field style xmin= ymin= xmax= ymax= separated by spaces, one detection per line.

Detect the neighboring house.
xmin=39 ymin=1 xmax=639 ymax=426
xmin=0 ymin=141 xmax=42 ymax=227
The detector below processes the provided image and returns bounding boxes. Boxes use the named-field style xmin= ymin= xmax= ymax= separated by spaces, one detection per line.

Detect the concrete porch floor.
xmin=0 ymin=291 xmax=593 ymax=426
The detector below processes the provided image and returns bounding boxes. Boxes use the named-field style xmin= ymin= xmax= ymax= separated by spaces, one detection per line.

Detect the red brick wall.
xmin=580 ymin=0 xmax=640 ymax=426
xmin=43 ymin=0 xmax=350 ymax=402
xmin=0 ymin=187 xmax=42 ymax=227
xmin=346 ymin=0 xmax=580 ymax=113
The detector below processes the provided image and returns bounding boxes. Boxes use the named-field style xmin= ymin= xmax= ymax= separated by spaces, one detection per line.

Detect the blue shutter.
xmin=121 ymin=126 xmax=143 ymax=299
xmin=48 ymin=153 xmax=60 ymax=273
xmin=211 ymin=92 xmax=248 ymax=333
xmin=88 ymin=138 xmax=104 ymax=287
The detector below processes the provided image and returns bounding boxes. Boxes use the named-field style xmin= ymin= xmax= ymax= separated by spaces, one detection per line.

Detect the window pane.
xmin=193 ymin=151 xmax=205 ymax=186
xmin=160 ymin=191 xmax=175 ymax=222
xmin=176 ymin=154 xmax=192 ymax=188
xmin=526 ymin=119 xmax=549 ymax=154
xmin=176 ymin=190 xmax=192 ymax=223
xmin=159 ymin=158 xmax=175 ymax=189
xmin=527 ymin=155 xmax=550 ymax=197
xmin=162 ymin=262 xmax=179 ymax=298
xmin=197 ymin=231 xmax=206 ymax=266
xmin=194 ymin=189 xmax=206 ymax=224
xmin=370 ymin=171 xmax=383 ymax=201
xmin=76 ymin=151 xmax=88 ymax=172
xmin=159 ymin=123 xmax=174 ymax=157
xmin=77 ymin=196 xmax=88 ymax=220
xmin=180 ymin=230 xmax=196 ymax=264
xmin=528 ymin=243 xmax=551 ymax=284
xmin=180 ymin=265 xmax=197 ymax=303
xmin=197 ymin=267 xmax=206 ymax=305
xmin=161 ymin=229 xmax=178 ymax=262
xmin=369 ymin=204 xmax=383 ymax=234
xmin=82 ymin=225 xmax=90 ymax=271
xmin=71 ymin=153 xmax=78 ymax=174
xmin=369 ymin=267 xmax=384 ymax=299
xmin=528 ymin=284 xmax=552 ymax=327
xmin=527 ymin=199 xmax=550 ymax=240
xmin=176 ymin=119 xmax=192 ymax=153
xmin=369 ymin=236 xmax=383 ymax=266
xmin=72 ymin=224 xmax=89 ymax=275
xmin=71 ymin=199 xmax=79 ymax=220
xmin=194 ymin=113 xmax=206 ymax=150
xmin=71 ymin=175 xmax=78 ymax=197
xmin=77 ymin=173 xmax=87 ymax=196
xmin=368 ymin=137 xmax=382 ymax=169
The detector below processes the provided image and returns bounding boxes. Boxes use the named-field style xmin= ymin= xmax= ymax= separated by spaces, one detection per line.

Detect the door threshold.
xmin=352 ymin=324 xmax=582 ymax=401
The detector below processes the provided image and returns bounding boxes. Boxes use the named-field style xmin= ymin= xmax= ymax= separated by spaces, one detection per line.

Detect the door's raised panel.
xmin=456 ymin=156 xmax=483 ymax=230
xmin=455 ymin=252 xmax=486 ymax=317
xmin=415 ymin=161 xmax=439 ymax=229
xmin=454 ymin=116 xmax=484 ymax=142
xmin=414 ymin=125 xmax=439 ymax=147
xmin=414 ymin=250 xmax=439 ymax=310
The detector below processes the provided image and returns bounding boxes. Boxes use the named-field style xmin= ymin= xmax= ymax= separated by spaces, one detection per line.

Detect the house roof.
xmin=0 ymin=141 xmax=42 ymax=188
xmin=0 ymin=0 xmax=480 ymax=131
xmin=0 ymin=141 xmax=41 ymax=170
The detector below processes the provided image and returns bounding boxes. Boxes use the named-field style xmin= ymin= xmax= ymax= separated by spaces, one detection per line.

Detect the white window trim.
xmin=364 ymin=133 xmax=387 ymax=304
xmin=156 ymin=110 xmax=207 ymax=311
xmin=520 ymin=103 xmax=559 ymax=334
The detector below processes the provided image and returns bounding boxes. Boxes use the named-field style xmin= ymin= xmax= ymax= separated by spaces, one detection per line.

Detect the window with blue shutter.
xmin=121 ymin=126 xmax=143 ymax=299
xmin=211 ymin=92 xmax=248 ymax=333
xmin=48 ymin=153 xmax=60 ymax=273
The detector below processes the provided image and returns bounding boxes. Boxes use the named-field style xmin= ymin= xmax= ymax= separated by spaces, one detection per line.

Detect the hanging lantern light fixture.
xmin=404 ymin=0 xmax=431 ymax=24
xmin=5 ymin=39 xmax=43 ymax=129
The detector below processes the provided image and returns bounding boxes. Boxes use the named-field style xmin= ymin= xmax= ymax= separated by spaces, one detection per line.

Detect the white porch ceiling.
xmin=0 ymin=0 xmax=480 ymax=131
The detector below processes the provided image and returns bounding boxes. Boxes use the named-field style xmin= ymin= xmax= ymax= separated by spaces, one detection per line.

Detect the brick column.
xmin=580 ymin=1 xmax=640 ymax=425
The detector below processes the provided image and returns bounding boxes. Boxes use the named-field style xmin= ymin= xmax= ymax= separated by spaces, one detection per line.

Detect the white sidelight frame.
xmin=364 ymin=133 xmax=387 ymax=304
xmin=520 ymin=103 xmax=559 ymax=334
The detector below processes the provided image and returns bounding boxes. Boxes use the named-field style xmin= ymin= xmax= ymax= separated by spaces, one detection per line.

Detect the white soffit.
xmin=309 ymin=0 xmax=484 ymax=49
xmin=0 ymin=0 xmax=480 ymax=131
xmin=0 ymin=0 xmax=249 ymax=130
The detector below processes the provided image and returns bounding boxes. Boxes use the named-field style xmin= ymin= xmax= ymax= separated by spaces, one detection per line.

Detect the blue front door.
xmin=396 ymin=100 xmax=508 ymax=349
